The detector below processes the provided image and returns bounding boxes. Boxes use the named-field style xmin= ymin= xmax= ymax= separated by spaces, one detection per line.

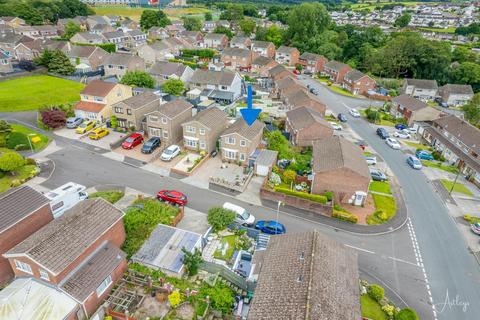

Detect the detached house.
xmin=283 ymin=88 xmax=327 ymax=116
xmin=268 ymin=64 xmax=293 ymax=82
xmin=102 ymin=30 xmax=130 ymax=50
xmin=189 ymin=69 xmax=243 ymax=104
xmin=145 ymin=99 xmax=193 ymax=146
xmin=251 ymin=40 xmax=275 ymax=58
xmin=285 ymin=106 xmax=333 ymax=147
xmin=148 ymin=61 xmax=194 ymax=85
xmin=251 ymin=55 xmax=278 ymax=77
xmin=66 ymin=45 xmax=108 ymax=72
xmin=342 ymin=70 xmax=376 ymax=96
xmin=322 ymin=60 xmax=352 ymax=83
xmin=70 ymin=32 xmax=106 ymax=44
xmin=299 ymin=52 xmax=328 ymax=74
xmin=230 ymin=36 xmax=252 ymax=49
xmin=204 ymin=33 xmax=228 ymax=50
xmin=275 ymin=46 xmax=300 ymax=66
xmin=220 ymin=119 xmax=264 ymax=165
xmin=391 ymin=94 xmax=442 ymax=126
xmin=74 ymin=80 xmax=132 ymax=123
xmin=0 ymin=186 xmax=53 ymax=286
xmin=438 ymin=84 xmax=474 ymax=106
xmin=102 ymin=53 xmax=145 ymax=78
xmin=3 ymin=198 xmax=127 ymax=320
xmin=221 ymin=47 xmax=256 ymax=71
xmin=181 ymin=107 xmax=228 ymax=153
xmin=111 ymin=91 xmax=161 ymax=130
xmin=402 ymin=78 xmax=438 ymax=101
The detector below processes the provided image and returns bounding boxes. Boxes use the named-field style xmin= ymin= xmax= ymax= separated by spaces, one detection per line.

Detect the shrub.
xmin=181 ymin=247 xmax=203 ymax=276
xmin=367 ymin=284 xmax=385 ymax=303
xmin=269 ymin=172 xmax=281 ymax=186
xmin=282 ymin=169 xmax=296 ymax=184
xmin=6 ymin=132 xmax=29 ymax=150
xmin=432 ymin=150 xmax=446 ymax=162
xmin=332 ymin=210 xmax=358 ymax=223
xmin=207 ymin=207 xmax=236 ymax=232
xmin=0 ymin=135 xmax=6 ymax=148
xmin=168 ymin=291 xmax=182 ymax=308
xmin=0 ymin=152 xmax=25 ymax=173
xmin=334 ymin=203 xmax=347 ymax=212
xmin=40 ymin=109 xmax=67 ymax=129
xmin=14 ymin=144 xmax=29 ymax=151
xmin=324 ymin=191 xmax=333 ymax=201
xmin=395 ymin=308 xmax=419 ymax=320
xmin=274 ymin=186 xmax=327 ymax=204
xmin=382 ymin=304 xmax=396 ymax=317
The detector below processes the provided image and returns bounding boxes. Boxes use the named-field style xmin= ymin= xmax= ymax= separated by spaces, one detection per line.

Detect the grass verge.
xmin=367 ymin=193 xmax=396 ymax=225
xmin=369 ymin=181 xmax=392 ymax=195
xmin=89 ymin=190 xmax=124 ymax=204
xmin=402 ymin=141 xmax=430 ymax=150
xmin=421 ymin=160 xmax=459 ymax=174
xmin=361 ymin=294 xmax=388 ymax=320
xmin=440 ymin=179 xmax=473 ymax=197
xmin=9 ymin=124 xmax=50 ymax=151
xmin=0 ymin=164 xmax=38 ymax=193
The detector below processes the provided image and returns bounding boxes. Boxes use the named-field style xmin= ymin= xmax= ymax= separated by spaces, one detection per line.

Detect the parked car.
xmin=407 ymin=155 xmax=422 ymax=169
xmin=337 ymin=113 xmax=347 ymax=122
xmin=349 ymin=108 xmax=360 ymax=117
xmin=157 ymin=189 xmax=188 ymax=206
xmin=122 ymin=133 xmax=144 ymax=149
xmin=66 ymin=117 xmax=83 ymax=129
xmin=471 ymin=223 xmax=480 ymax=235
xmin=376 ymin=127 xmax=389 ymax=139
xmin=393 ymin=129 xmax=411 ymax=139
xmin=406 ymin=127 xmax=417 ymax=134
xmin=415 ymin=150 xmax=434 ymax=160
xmin=395 ymin=123 xmax=407 ymax=130
xmin=329 ymin=122 xmax=342 ymax=130
xmin=223 ymin=202 xmax=255 ymax=227
xmin=309 ymin=88 xmax=318 ymax=95
xmin=365 ymin=156 xmax=377 ymax=165
xmin=141 ymin=137 xmax=161 ymax=154
xmin=386 ymin=138 xmax=401 ymax=150
xmin=88 ymin=127 xmax=109 ymax=140
xmin=370 ymin=169 xmax=388 ymax=181
xmin=160 ymin=144 xmax=180 ymax=161
xmin=255 ymin=220 xmax=286 ymax=235
xmin=75 ymin=120 xmax=96 ymax=134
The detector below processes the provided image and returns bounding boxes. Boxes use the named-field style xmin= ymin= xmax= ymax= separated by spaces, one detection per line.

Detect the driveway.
xmin=54 ymin=127 xmax=126 ymax=151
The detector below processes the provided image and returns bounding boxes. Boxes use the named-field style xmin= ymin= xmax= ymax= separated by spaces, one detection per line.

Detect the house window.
xmin=163 ymin=130 xmax=169 ymax=138
xmin=127 ymin=109 xmax=132 ymax=115
xmin=149 ymin=127 xmax=161 ymax=137
xmin=117 ymin=89 xmax=122 ymax=97
xmin=108 ymin=65 xmax=113 ymax=69
xmin=149 ymin=115 xmax=158 ymax=122
xmin=96 ymin=275 xmax=113 ymax=297
xmin=14 ymin=260 xmax=32 ymax=274
xmin=186 ymin=126 xmax=196 ymax=133
xmin=94 ymin=96 xmax=103 ymax=102
xmin=118 ymin=65 xmax=125 ymax=70
xmin=185 ymin=139 xmax=197 ymax=147
xmin=226 ymin=137 xmax=235 ymax=145
xmin=240 ymin=139 xmax=246 ymax=147
xmin=114 ymin=107 xmax=123 ymax=113
xmin=240 ymin=153 xmax=246 ymax=161
xmin=200 ymin=141 xmax=206 ymax=149
xmin=82 ymin=95 xmax=89 ymax=100
xmin=221 ymin=85 xmax=227 ymax=90
xmin=161 ymin=117 xmax=167 ymax=124
xmin=199 ymin=128 xmax=205 ymax=135
xmin=39 ymin=269 xmax=49 ymax=281
xmin=224 ymin=150 xmax=236 ymax=159
xmin=118 ymin=119 xmax=127 ymax=128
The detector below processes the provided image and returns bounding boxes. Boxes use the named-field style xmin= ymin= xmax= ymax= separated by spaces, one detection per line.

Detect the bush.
xmin=6 ymin=132 xmax=29 ymax=150
xmin=464 ymin=214 xmax=480 ymax=224
xmin=40 ymin=109 xmax=67 ymax=129
xmin=382 ymin=304 xmax=396 ymax=317
xmin=432 ymin=150 xmax=446 ymax=162
xmin=395 ymin=308 xmax=419 ymax=320
xmin=332 ymin=210 xmax=358 ymax=223
xmin=0 ymin=152 xmax=25 ymax=172
xmin=207 ymin=207 xmax=236 ymax=232
xmin=367 ymin=284 xmax=385 ymax=303
xmin=282 ymin=169 xmax=296 ymax=184
xmin=14 ymin=144 xmax=29 ymax=151
xmin=274 ymin=186 xmax=327 ymax=204
xmin=168 ymin=291 xmax=182 ymax=308
xmin=324 ymin=191 xmax=333 ymax=201
xmin=268 ymin=172 xmax=281 ymax=186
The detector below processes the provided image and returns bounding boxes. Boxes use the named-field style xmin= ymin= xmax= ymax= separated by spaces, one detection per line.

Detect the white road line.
xmin=387 ymin=256 xmax=420 ymax=267
xmin=345 ymin=244 xmax=375 ymax=254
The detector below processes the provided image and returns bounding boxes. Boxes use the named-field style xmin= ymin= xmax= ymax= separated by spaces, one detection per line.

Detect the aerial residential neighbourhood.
xmin=0 ymin=0 xmax=480 ymax=319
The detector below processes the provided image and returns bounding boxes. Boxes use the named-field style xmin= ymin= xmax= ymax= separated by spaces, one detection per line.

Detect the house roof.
xmin=72 ymin=32 xmax=105 ymax=42
xmin=255 ymin=149 xmax=278 ymax=167
xmin=104 ymin=52 xmax=142 ymax=66
xmin=148 ymin=61 xmax=187 ymax=77
xmin=204 ymin=33 xmax=227 ymax=40
xmin=439 ymin=84 xmax=474 ymax=96
xmin=405 ymin=78 xmax=438 ymax=90
xmin=252 ymin=40 xmax=274 ymax=48
xmin=392 ymin=94 xmax=428 ymax=111
xmin=268 ymin=64 xmax=290 ymax=77
xmin=247 ymin=230 xmax=360 ymax=320
xmin=221 ymin=118 xmax=264 ymax=141
xmin=128 ymin=29 xmax=145 ymax=37
xmin=432 ymin=115 xmax=480 ymax=154
xmin=324 ymin=60 xmax=350 ymax=72
xmin=74 ymin=101 xmax=106 ymax=113
xmin=60 ymin=241 xmax=125 ymax=302
xmin=0 ymin=186 xmax=50 ymax=234
xmin=66 ymin=45 xmax=98 ymax=58
xmin=190 ymin=69 xmax=237 ymax=86
xmin=81 ymin=79 xmax=116 ymax=97
xmin=231 ymin=36 xmax=250 ymax=44
xmin=299 ymin=52 xmax=324 ymax=61
xmin=102 ymin=30 xmax=126 ymax=39
xmin=0 ymin=33 xmax=32 ymax=45
xmin=276 ymin=76 xmax=299 ymax=90
xmin=6 ymin=198 xmax=124 ymax=275
xmin=344 ymin=69 xmax=368 ymax=82
xmin=184 ymin=107 xmax=227 ymax=129
xmin=114 ymin=91 xmax=159 ymax=110
xmin=179 ymin=30 xmax=201 ymax=38
xmin=222 ymin=47 xmax=251 ymax=58
xmin=277 ymin=45 xmax=298 ymax=54
xmin=286 ymin=106 xmax=330 ymax=131
xmin=252 ymin=55 xmax=275 ymax=67
xmin=154 ymin=99 xmax=192 ymax=119
xmin=312 ymin=136 xmax=370 ymax=179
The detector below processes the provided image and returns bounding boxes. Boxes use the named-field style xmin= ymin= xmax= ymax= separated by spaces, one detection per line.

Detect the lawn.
xmin=93 ymin=5 xmax=211 ymax=20
xmin=0 ymin=75 xmax=85 ymax=112
xmin=368 ymin=193 xmax=397 ymax=224
xmin=89 ymin=190 xmax=124 ymax=204
xmin=324 ymin=83 xmax=357 ymax=98
xmin=9 ymin=124 xmax=50 ymax=151
xmin=440 ymin=179 xmax=474 ymax=197
xmin=361 ymin=294 xmax=388 ymax=320
xmin=421 ymin=160 xmax=459 ymax=174
xmin=359 ymin=109 xmax=395 ymax=126
xmin=0 ymin=164 xmax=38 ymax=193
xmin=402 ymin=141 xmax=430 ymax=150
xmin=213 ymin=235 xmax=238 ymax=262
xmin=369 ymin=181 xmax=392 ymax=195
xmin=418 ymin=27 xmax=456 ymax=33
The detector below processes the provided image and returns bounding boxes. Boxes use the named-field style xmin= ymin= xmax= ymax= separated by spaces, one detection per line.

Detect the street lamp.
xmin=26 ymin=134 xmax=36 ymax=154
xmin=276 ymin=200 xmax=283 ymax=224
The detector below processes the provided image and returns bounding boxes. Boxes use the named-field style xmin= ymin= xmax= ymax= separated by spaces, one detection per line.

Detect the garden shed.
xmin=255 ymin=150 xmax=278 ymax=176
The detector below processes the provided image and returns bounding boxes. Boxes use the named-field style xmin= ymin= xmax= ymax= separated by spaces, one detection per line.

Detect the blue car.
xmin=395 ymin=123 xmax=407 ymax=130
xmin=415 ymin=150 xmax=434 ymax=160
xmin=255 ymin=220 xmax=286 ymax=235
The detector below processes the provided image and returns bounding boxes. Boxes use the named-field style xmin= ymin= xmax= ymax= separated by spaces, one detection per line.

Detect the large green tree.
xmin=140 ymin=9 xmax=170 ymax=31
xmin=161 ymin=79 xmax=185 ymax=96
xmin=120 ymin=71 xmax=155 ymax=88
xmin=255 ymin=25 xmax=284 ymax=47
xmin=0 ymin=152 xmax=25 ymax=173
xmin=462 ymin=93 xmax=480 ymax=126
xmin=394 ymin=13 xmax=412 ymax=28
xmin=213 ymin=26 xmax=233 ymax=39
xmin=207 ymin=207 xmax=235 ymax=232
xmin=182 ymin=16 xmax=202 ymax=32
xmin=239 ymin=18 xmax=256 ymax=36
xmin=451 ymin=62 xmax=480 ymax=90
xmin=63 ymin=21 xmax=80 ymax=40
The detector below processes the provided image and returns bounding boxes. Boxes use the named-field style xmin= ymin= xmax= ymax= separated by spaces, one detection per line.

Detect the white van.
xmin=45 ymin=182 xmax=88 ymax=218
xmin=222 ymin=202 xmax=255 ymax=227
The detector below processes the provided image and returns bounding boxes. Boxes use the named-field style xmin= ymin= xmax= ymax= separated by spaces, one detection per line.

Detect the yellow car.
xmin=89 ymin=128 xmax=109 ymax=140
xmin=75 ymin=120 xmax=96 ymax=134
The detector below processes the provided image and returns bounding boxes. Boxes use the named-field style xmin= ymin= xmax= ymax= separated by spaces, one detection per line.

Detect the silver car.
xmin=66 ymin=117 xmax=83 ymax=128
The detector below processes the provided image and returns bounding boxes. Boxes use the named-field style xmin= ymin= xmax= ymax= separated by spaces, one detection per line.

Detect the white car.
xmin=349 ymin=108 xmax=361 ymax=118
xmin=393 ymin=129 xmax=411 ymax=139
xmin=329 ymin=122 xmax=342 ymax=130
xmin=160 ymin=144 xmax=180 ymax=161
xmin=223 ymin=202 xmax=255 ymax=226
xmin=407 ymin=127 xmax=417 ymax=133
xmin=365 ymin=156 xmax=377 ymax=165
xmin=386 ymin=138 xmax=401 ymax=150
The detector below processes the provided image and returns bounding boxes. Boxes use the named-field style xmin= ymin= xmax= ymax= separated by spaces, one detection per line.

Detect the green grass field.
xmin=418 ymin=27 xmax=456 ymax=33
xmin=369 ymin=181 xmax=392 ymax=195
xmin=351 ymin=1 xmax=441 ymax=12
xmin=361 ymin=295 xmax=388 ymax=320
xmin=368 ymin=193 xmax=397 ymax=224
xmin=9 ymin=124 xmax=50 ymax=151
xmin=440 ymin=179 xmax=474 ymax=197
xmin=0 ymin=75 xmax=85 ymax=112
xmin=402 ymin=141 xmax=430 ymax=150
xmin=0 ymin=164 xmax=37 ymax=193
xmin=421 ymin=160 xmax=459 ymax=174
xmin=93 ymin=5 xmax=211 ymax=20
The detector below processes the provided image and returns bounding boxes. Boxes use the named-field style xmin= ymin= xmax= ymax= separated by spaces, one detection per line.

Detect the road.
xmin=301 ymin=78 xmax=480 ymax=320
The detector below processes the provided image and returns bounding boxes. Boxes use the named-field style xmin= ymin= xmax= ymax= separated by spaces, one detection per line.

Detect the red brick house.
xmin=322 ymin=60 xmax=352 ymax=83
xmin=268 ymin=64 xmax=293 ymax=82
xmin=272 ymin=75 xmax=299 ymax=98
xmin=220 ymin=47 xmax=256 ymax=71
xmin=283 ymin=88 xmax=327 ymax=116
xmin=251 ymin=40 xmax=276 ymax=58
xmin=285 ymin=106 xmax=333 ymax=147
xmin=3 ymin=198 xmax=127 ymax=319
xmin=251 ymin=55 xmax=278 ymax=76
xmin=299 ymin=52 xmax=328 ymax=74
xmin=342 ymin=70 xmax=376 ymax=95
xmin=390 ymin=94 xmax=442 ymax=126
xmin=311 ymin=136 xmax=370 ymax=203
xmin=0 ymin=186 xmax=53 ymax=286
xmin=275 ymin=46 xmax=300 ymax=67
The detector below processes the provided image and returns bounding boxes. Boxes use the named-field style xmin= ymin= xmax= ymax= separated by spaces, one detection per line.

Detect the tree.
xmin=140 ymin=9 xmax=170 ymax=30
xmin=200 ymin=283 xmax=235 ymax=315
xmin=394 ymin=13 xmax=411 ymax=28
xmin=181 ymin=247 xmax=203 ymax=276
xmin=219 ymin=4 xmax=244 ymax=21
xmin=47 ymin=50 xmax=75 ymax=75
xmin=0 ymin=152 xmax=25 ymax=173
xmin=255 ymin=25 xmax=283 ymax=47
xmin=207 ymin=207 xmax=235 ymax=232
xmin=239 ymin=18 xmax=256 ymax=36
xmin=451 ymin=62 xmax=480 ymax=90
xmin=395 ymin=308 xmax=419 ymax=320
xmin=0 ymin=120 xmax=12 ymax=134
xmin=204 ymin=12 xmax=213 ymax=21
xmin=182 ymin=16 xmax=202 ymax=31
xmin=40 ymin=109 xmax=67 ymax=129
xmin=120 ymin=71 xmax=155 ymax=88
xmin=63 ymin=21 xmax=80 ymax=40
xmin=214 ymin=26 xmax=233 ymax=39
xmin=452 ymin=46 xmax=478 ymax=63
xmin=110 ymin=115 xmax=118 ymax=129
xmin=161 ymin=79 xmax=185 ymax=96
xmin=462 ymin=93 xmax=480 ymax=126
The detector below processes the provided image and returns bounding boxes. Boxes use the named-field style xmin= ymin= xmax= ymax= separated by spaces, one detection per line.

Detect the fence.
xmin=0 ymin=67 xmax=47 ymax=82
xmin=199 ymin=261 xmax=256 ymax=293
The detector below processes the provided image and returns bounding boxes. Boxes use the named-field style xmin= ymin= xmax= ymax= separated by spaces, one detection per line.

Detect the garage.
xmin=255 ymin=149 xmax=278 ymax=176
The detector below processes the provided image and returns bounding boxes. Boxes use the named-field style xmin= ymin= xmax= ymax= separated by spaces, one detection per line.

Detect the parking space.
xmin=54 ymin=126 xmax=126 ymax=150
xmin=113 ymin=144 xmax=160 ymax=163
xmin=150 ymin=150 xmax=186 ymax=170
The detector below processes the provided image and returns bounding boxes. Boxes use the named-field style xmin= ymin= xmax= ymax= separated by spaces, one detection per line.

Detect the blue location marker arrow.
xmin=240 ymin=85 xmax=261 ymax=126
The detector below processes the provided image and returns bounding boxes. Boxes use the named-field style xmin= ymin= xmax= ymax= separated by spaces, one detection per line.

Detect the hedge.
xmin=332 ymin=210 xmax=358 ymax=223
xmin=274 ymin=186 xmax=327 ymax=204
xmin=73 ymin=42 xmax=116 ymax=53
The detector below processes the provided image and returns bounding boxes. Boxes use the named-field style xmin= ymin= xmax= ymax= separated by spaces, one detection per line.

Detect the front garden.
xmin=0 ymin=120 xmax=50 ymax=152
xmin=361 ymin=107 xmax=406 ymax=127
xmin=0 ymin=151 xmax=39 ymax=193
xmin=440 ymin=179 xmax=474 ymax=197
xmin=89 ymin=190 xmax=124 ymax=204
xmin=367 ymin=193 xmax=397 ymax=225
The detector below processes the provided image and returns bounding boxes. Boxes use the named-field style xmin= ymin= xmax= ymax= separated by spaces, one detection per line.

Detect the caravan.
xmin=45 ymin=182 xmax=88 ymax=218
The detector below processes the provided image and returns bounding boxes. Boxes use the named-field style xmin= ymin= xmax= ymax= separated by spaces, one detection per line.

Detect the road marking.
xmin=345 ymin=244 xmax=375 ymax=254
xmin=387 ymin=256 xmax=420 ymax=267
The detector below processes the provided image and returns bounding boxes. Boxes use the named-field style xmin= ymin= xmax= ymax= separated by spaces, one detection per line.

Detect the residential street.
xmin=301 ymin=78 xmax=480 ymax=320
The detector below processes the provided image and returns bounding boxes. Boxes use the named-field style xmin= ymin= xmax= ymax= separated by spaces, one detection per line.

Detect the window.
xmin=185 ymin=139 xmax=197 ymax=147
xmin=94 ymin=96 xmax=103 ymax=102
xmin=14 ymin=260 xmax=32 ymax=274
xmin=240 ymin=153 xmax=246 ymax=161
xmin=127 ymin=109 xmax=132 ymax=115
xmin=226 ymin=137 xmax=235 ymax=145
xmin=114 ymin=107 xmax=123 ymax=113
xmin=200 ymin=141 xmax=206 ymax=149
xmin=161 ymin=117 xmax=167 ymax=124
xmin=149 ymin=115 xmax=158 ymax=122
xmin=240 ymin=139 xmax=246 ymax=147
xmin=149 ymin=127 xmax=161 ymax=137
xmin=39 ymin=269 xmax=49 ymax=281
xmin=118 ymin=119 xmax=127 ymax=128
xmin=119 ymin=65 xmax=124 ymax=70
xmin=51 ymin=201 xmax=64 ymax=212
xmin=96 ymin=275 xmax=112 ymax=296
xmin=224 ymin=150 xmax=236 ymax=159
xmin=199 ymin=128 xmax=205 ymax=135
xmin=82 ymin=95 xmax=89 ymax=100
xmin=108 ymin=64 xmax=113 ymax=69
xmin=163 ymin=130 xmax=169 ymax=138
xmin=221 ymin=85 xmax=227 ymax=90
xmin=186 ymin=126 xmax=196 ymax=133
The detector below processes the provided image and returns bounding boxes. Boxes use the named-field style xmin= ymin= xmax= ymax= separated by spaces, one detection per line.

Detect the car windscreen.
xmin=125 ymin=137 xmax=134 ymax=143
xmin=164 ymin=149 xmax=173 ymax=154
xmin=241 ymin=211 xmax=250 ymax=220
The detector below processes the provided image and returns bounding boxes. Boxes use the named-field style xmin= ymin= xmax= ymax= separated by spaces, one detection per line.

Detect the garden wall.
xmin=171 ymin=206 xmax=184 ymax=227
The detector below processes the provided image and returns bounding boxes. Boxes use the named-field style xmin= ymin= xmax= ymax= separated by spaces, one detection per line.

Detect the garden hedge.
xmin=274 ymin=186 xmax=327 ymax=204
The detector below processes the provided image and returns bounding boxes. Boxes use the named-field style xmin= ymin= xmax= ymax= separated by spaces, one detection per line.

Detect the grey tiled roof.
xmin=286 ymin=106 xmax=330 ymax=130
xmin=205 ymin=33 xmax=227 ymax=40
xmin=405 ymin=78 xmax=438 ymax=90
xmin=221 ymin=118 xmax=264 ymax=141
xmin=299 ymin=52 xmax=323 ymax=61
xmin=104 ymin=52 xmax=141 ymax=66
xmin=190 ymin=69 xmax=237 ymax=86
xmin=439 ymin=84 xmax=474 ymax=95
xmin=6 ymin=198 xmax=124 ymax=275
xmin=252 ymin=40 xmax=274 ymax=49
xmin=433 ymin=115 xmax=480 ymax=154
xmin=268 ymin=64 xmax=290 ymax=77
xmin=276 ymin=45 xmax=298 ymax=54
xmin=72 ymin=32 xmax=105 ymax=42
xmin=155 ymin=99 xmax=193 ymax=119
xmin=185 ymin=107 xmax=227 ymax=129
xmin=344 ymin=69 xmax=367 ymax=82
xmin=222 ymin=47 xmax=251 ymax=58
xmin=324 ymin=60 xmax=350 ymax=72
xmin=230 ymin=36 xmax=249 ymax=44
xmin=114 ymin=92 xmax=159 ymax=110
xmin=392 ymin=94 xmax=428 ymax=111
xmin=102 ymin=31 xmax=126 ymax=40
xmin=148 ymin=61 xmax=186 ymax=77
xmin=248 ymin=230 xmax=360 ymax=320
xmin=252 ymin=55 xmax=275 ymax=67
xmin=0 ymin=186 xmax=50 ymax=234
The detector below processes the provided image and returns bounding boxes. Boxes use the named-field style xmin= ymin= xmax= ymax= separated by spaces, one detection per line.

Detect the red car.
xmin=122 ymin=133 xmax=144 ymax=149
xmin=157 ymin=190 xmax=188 ymax=206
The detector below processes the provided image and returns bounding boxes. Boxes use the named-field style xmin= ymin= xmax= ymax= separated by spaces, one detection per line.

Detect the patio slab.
xmin=172 ymin=153 xmax=201 ymax=173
